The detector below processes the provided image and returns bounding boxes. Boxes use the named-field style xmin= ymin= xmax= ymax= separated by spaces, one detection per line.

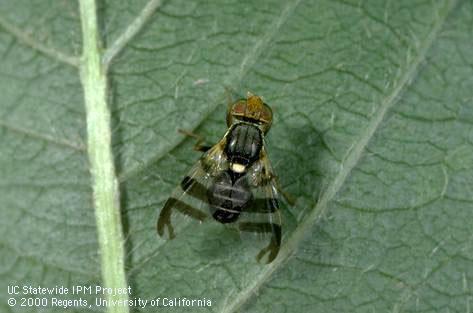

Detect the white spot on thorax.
xmin=231 ymin=163 xmax=246 ymax=173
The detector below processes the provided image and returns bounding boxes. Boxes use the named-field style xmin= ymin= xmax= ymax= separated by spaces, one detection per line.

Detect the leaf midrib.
xmin=0 ymin=0 xmax=164 ymax=155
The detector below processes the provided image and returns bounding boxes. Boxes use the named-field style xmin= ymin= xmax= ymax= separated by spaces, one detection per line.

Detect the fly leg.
xmin=238 ymin=222 xmax=281 ymax=263
xmin=178 ymin=129 xmax=212 ymax=152
xmin=268 ymin=174 xmax=296 ymax=206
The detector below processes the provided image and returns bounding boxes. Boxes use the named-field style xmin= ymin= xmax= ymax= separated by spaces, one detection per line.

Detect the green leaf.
xmin=1 ymin=1 xmax=472 ymax=313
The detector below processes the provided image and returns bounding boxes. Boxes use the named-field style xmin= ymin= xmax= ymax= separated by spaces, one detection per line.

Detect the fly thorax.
xmin=224 ymin=123 xmax=262 ymax=173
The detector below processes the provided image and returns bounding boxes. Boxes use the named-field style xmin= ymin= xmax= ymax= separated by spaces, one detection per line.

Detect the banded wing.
xmin=238 ymin=147 xmax=282 ymax=263
xmin=157 ymin=142 xmax=227 ymax=239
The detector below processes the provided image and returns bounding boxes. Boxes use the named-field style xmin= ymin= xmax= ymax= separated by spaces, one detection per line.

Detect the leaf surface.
xmin=0 ymin=0 xmax=472 ymax=312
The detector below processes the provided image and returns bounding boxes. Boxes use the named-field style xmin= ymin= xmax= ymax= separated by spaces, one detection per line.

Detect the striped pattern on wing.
xmin=238 ymin=147 xmax=282 ymax=263
xmin=157 ymin=143 xmax=227 ymax=239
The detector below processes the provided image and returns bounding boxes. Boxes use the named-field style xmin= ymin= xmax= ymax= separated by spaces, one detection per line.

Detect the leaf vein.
xmin=102 ymin=0 xmax=166 ymax=68
xmin=0 ymin=120 xmax=85 ymax=151
xmin=0 ymin=15 xmax=79 ymax=67
xmin=119 ymin=0 xmax=303 ymax=182
xmin=219 ymin=1 xmax=458 ymax=312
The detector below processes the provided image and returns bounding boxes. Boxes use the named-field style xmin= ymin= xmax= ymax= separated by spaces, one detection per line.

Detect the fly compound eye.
xmin=227 ymin=100 xmax=247 ymax=126
xmin=232 ymin=101 xmax=247 ymax=115
xmin=262 ymin=105 xmax=272 ymax=123
xmin=257 ymin=103 xmax=273 ymax=133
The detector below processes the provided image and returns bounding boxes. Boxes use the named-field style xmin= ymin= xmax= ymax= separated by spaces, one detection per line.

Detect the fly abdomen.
xmin=208 ymin=171 xmax=252 ymax=223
